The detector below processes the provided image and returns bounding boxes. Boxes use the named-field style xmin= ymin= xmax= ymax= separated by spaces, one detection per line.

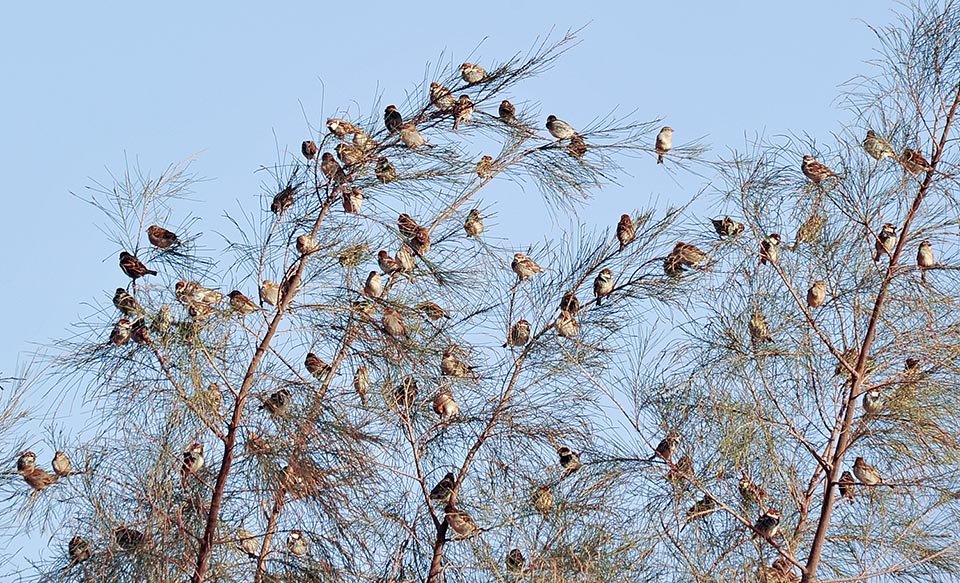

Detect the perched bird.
xmin=795 ymin=212 xmax=826 ymax=248
xmin=430 ymin=472 xmax=456 ymax=503
xmin=110 ymin=319 xmax=133 ymax=346
xmin=453 ymin=95 xmax=474 ymax=130
xmin=441 ymin=348 xmax=474 ymax=379
xmin=113 ymin=288 xmax=140 ymax=316
xmin=593 ymin=268 xmax=614 ymax=305
xmin=271 ymin=185 xmax=296 ymax=215
xmin=260 ymin=280 xmax=280 ymax=306
xmin=558 ymin=446 xmax=583 ymax=475
xmin=546 ymin=115 xmax=576 ymax=140
xmin=382 ymin=308 xmax=408 ymax=338
xmin=568 ymin=134 xmax=588 ymax=159
xmin=335 ymin=143 xmax=364 ymax=167
xmin=119 ymin=252 xmax=157 ymax=279
xmin=555 ymin=312 xmax=579 ymax=338
xmin=321 ymin=152 xmax=346 ymax=183
xmin=237 ymin=528 xmax=260 ymax=558
xmin=128 ymin=318 xmax=149 ymax=347
xmin=917 ymin=240 xmax=934 ymax=282
xmin=17 ymin=451 xmax=37 ymax=473
xmin=834 ymin=348 xmax=876 ymax=380
xmin=52 ymin=451 xmax=72 ymax=477
xmin=712 ymin=216 xmax=745 ymax=238
xmin=396 ymin=243 xmax=416 ymax=272
xmin=353 ymin=366 xmax=369 ymax=405
xmin=433 ymin=391 xmax=460 ymax=419
xmin=655 ymin=126 xmax=673 ymax=164
xmin=261 ymin=389 xmax=291 ymax=416
xmin=464 ymin=209 xmax=484 ymax=237
xmin=532 ymin=485 xmax=554 ymax=514
xmin=511 ymin=253 xmax=544 ymax=281
xmin=670 ymin=242 xmax=708 ymax=268
xmin=506 ymin=548 xmax=526 ymax=573
xmin=753 ymin=508 xmax=781 ymax=539
xmin=383 ymin=105 xmax=402 ymax=133
xmin=873 ymin=223 xmax=898 ymax=262
xmin=68 ymin=536 xmax=91 ymax=565
xmin=181 ymin=443 xmax=204 ymax=485
xmin=862 ymin=389 xmax=884 ymax=414
xmin=364 ymin=271 xmax=382 ymax=298
xmin=353 ymin=129 xmax=376 ymax=152
xmin=445 ymin=503 xmax=480 ymax=537
xmin=801 ymin=155 xmax=839 ymax=184
xmin=651 ymin=434 xmax=680 ymax=462
xmin=410 ymin=226 xmax=431 ymax=257
xmin=559 ymin=290 xmax=580 ymax=315
xmin=901 ymin=148 xmax=933 ymax=174
xmin=287 ymin=530 xmax=309 ymax=557
xmin=807 ymin=280 xmax=827 ymax=308
xmin=176 ymin=281 xmax=225 ymax=306
xmin=617 ymin=214 xmax=637 ymax=252
xmin=399 ymin=124 xmax=427 ymax=148
xmin=375 ymin=157 xmax=398 ymax=184
xmin=499 ymin=100 xmax=516 ymax=122
xmin=22 ymin=464 xmax=57 ymax=490
xmin=503 ymin=319 xmax=531 ymax=348
xmin=838 ymin=470 xmax=856 ymax=501
xmin=739 ymin=473 xmax=767 ymax=506
xmin=378 ymin=250 xmax=401 ymax=275
xmin=853 ymin=457 xmax=885 ymax=486
xmin=665 ymin=454 xmax=694 ymax=484
xmin=147 ymin=225 xmax=179 ymax=249
xmin=397 ymin=213 xmax=420 ymax=238
xmin=687 ymin=495 xmax=717 ymax=521
xmin=416 ymin=301 xmax=450 ymax=321
xmin=304 ymin=353 xmax=331 ymax=381
xmin=460 ymin=62 xmax=487 ymax=84
xmin=475 ymin=155 xmax=494 ymax=179
xmin=342 ymin=188 xmax=363 ymax=214
xmin=301 ymin=140 xmax=318 ymax=160
xmin=228 ymin=290 xmax=261 ymax=315
xmin=296 ymin=234 xmax=320 ymax=255
xmin=862 ymin=130 xmax=897 ymax=161
xmin=151 ymin=305 xmax=173 ymax=335
xmin=429 ymin=82 xmax=456 ymax=110
xmin=759 ymin=233 xmax=782 ymax=265
xmin=115 ymin=527 xmax=146 ymax=551
xmin=326 ymin=118 xmax=358 ymax=139
xmin=749 ymin=311 xmax=773 ymax=343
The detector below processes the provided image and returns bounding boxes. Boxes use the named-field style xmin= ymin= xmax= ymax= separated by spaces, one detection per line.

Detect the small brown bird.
xmin=296 ymin=234 xmax=320 ymax=255
xmin=237 ymin=528 xmax=260 ymax=558
xmin=304 ymin=353 xmax=331 ymax=380
xmin=364 ymin=271 xmax=382 ymax=298
xmin=687 ymin=494 xmax=717 ymax=521
xmin=511 ymin=253 xmax=544 ymax=281
xmin=321 ymin=152 xmax=346 ymax=183
xmin=335 ymin=143 xmax=364 ymax=167
xmin=873 ymin=223 xmax=897 ymax=262
xmin=499 ymin=100 xmax=516 ymax=122
xmin=353 ymin=129 xmax=376 ymax=152
xmin=445 ymin=503 xmax=480 ymax=537
xmin=228 ymin=290 xmax=261 ymax=315
xmin=115 ymin=527 xmax=146 ymax=551
xmin=546 ymin=115 xmax=576 ymax=140
xmin=460 ymin=62 xmax=487 ymax=84
xmin=671 ymin=242 xmax=708 ymax=267
xmin=393 ymin=376 xmax=417 ymax=408
xmin=853 ymin=456 xmax=885 ymax=486
xmin=558 ymin=446 xmax=583 ymax=475
xmin=410 ymin=226 xmax=431 ymax=257
xmin=287 ymin=530 xmax=309 ymax=557
xmin=131 ymin=319 xmax=151 ymax=345
xmin=594 ymin=268 xmax=614 ymax=305
xmin=353 ymin=366 xmax=369 ymax=405
xmin=917 ymin=240 xmax=934 ymax=282
xmin=147 ymin=225 xmax=179 ymax=249
xmin=651 ymin=434 xmax=680 ymax=462
xmin=862 ymin=130 xmax=896 ymax=161
xmin=152 ymin=305 xmax=173 ymax=335
xmin=399 ymin=124 xmax=428 ymax=148
xmin=801 ymin=155 xmax=839 ymax=184
xmin=397 ymin=213 xmax=419 ymax=238
xmin=259 ymin=280 xmax=280 ymax=307
xmin=430 ymin=472 xmax=456 ymax=503
xmin=795 ymin=212 xmax=826 ymax=248
xmin=441 ymin=348 xmax=474 ymax=379
xmin=506 ymin=548 xmax=526 ymax=573
xmin=416 ymin=301 xmax=449 ymax=321
xmin=110 ymin=319 xmax=133 ymax=346
xmin=665 ymin=454 xmax=694 ymax=484
xmin=617 ymin=214 xmax=636 ymax=251
xmin=396 ymin=243 xmax=416 ymax=272
xmin=568 ymin=134 xmax=587 ymax=159
xmin=433 ymin=391 xmax=460 ymax=419
xmin=375 ymin=157 xmax=398 ymax=184
xmin=503 ymin=319 xmax=531 ymax=348
xmin=759 ymin=233 xmax=782 ymax=265
xmin=555 ymin=311 xmax=579 ymax=338
xmin=261 ymin=389 xmax=291 ymax=416
xmin=271 ymin=185 xmax=296 ymax=215
xmin=113 ymin=288 xmax=140 ymax=316
xmin=342 ymin=188 xmax=363 ymax=214
xmin=475 ymin=155 xmax=494 ymax=178
xmin=382 ymin=308 xmax=408 ymax=338
xmin=532 ymin=485 xmax=554 ymax=514
xmin=901 ymin=148 xmax=933 ymax=174
xmin=180 ymin=443 xmax=204 ymax=485
xmin=464 ymin=209 xmax=484 ymax=237
xmin=739 ymin=473 xmax=767 ymax=505
xmin=655 ymin=126 xmax=673 ymax=164
xmin=429 ymin=82 xmax=456 ymax=110
xmin=326 ymin=118 xmax=358 ymax=139
xmin=838 ymin=470 xmax=856 ymax=501
xmin=559 ymin=290 xmax=580 ymax=315
xmin=176 ymin=281 xmax=225 ymax=306
xmin=68 ymin=536 xmax=91 ymax=564
xmin=17 ymin=451 xmax=36 ymax=473
xmin=301 ymin=140 xmax=318 ymax=160
xmin=378 ymin=250 xmax=401 ymax=275
xmin=119 ymin=252 xmax=157 ymax=279
xmin=453 ymin=94 xmax=473 ymax=130
xmin=807 ymin=280 xmax=827 ymax=308
xmin=753 ymin=508 xmax=781 ymax=539
xmin=22 ymin=466 xmax=58 ymax=490
xmin=862 ymin=389 xmax=884 ymax=414
xmin=384 ymin=105 xmax=402 ymax=133
xmin=749 ymin=311 xmax=773 ymax=343
xmin=712 ymin=216 xmax=745 ymax=238
xmin=52 ymin=451 xmax=72 ymax=477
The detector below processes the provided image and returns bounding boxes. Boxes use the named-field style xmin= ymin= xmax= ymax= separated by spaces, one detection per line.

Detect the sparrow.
xmin=532 ymin=485 xmax=554 ymax=514
xmin=326 ymin=118 xmax=359 ymax=139
xmin=753 ymin=508 xmax=781 ymax=539
xmin=901 ymin=148 xmax=933 ymax=174
xmin=873 ymin=223 xmax=897 ymax=262
xmin=433 ymin=391 xmax=460 ymax=419
xmin=68 ymin=536 xmax=91 ymax=564
xmin=558 ymin=446 xmax=583 ymax=474
xmin=617 ymin=214 xmax=636 ymax=251
xmin=393 ymin=379 xmax=417 ymax=412
xmin=665 ymin=454 xmax=694 ymax=484
xmin=237 ymin=528 xmax=260 ymax=558
xmin=460 ymin=62 xmax=487 ymax=84
xmin=131 ymin=319 xmax=152 ymax=345
xmin=862 ymin=130 xmax=897 ymax=161
xmin=151 ymin=305 xmax=173 ymax=335
xmin=271 ymin=185 xmax=296 ymax=214
xmin=453 ymin=94 xmax=473 ymax=130
xmin=503 ymin=319 xmax=531 ymax=348
xmin=687 ymin=495 xmax=717 ymax=521
xmin=739 ymin=473 xmax=767 ymax=505
xmin=382 ymin=308 xmax=408 ymax=338
xmin=113 ymin=288 xmax=141 ymax=316
xmin=506 ymin=548 xmax=526 ymax=573
xmin=304 ymin=353 xmax=331 ymax=380
xmin=353 ymin=129 xmax=376 ymax=152
xmin=795 ymin=212 xmax=826 ymax=247
xmin=712 ymin=216 xmax=745 ymax=238
xmin=353 ymin=366 xmax=369 ymax=405
xmin=261 ymin=389 xmax=291 ymax=416
xmin=375 ymin=157 xmax=398 ymax=184
xmin=655 ymin=126 xmax=673 ymax=164
xmin=396 ymin=243 xmax=417 ymax=272
xmin=321 ymin=152 xmax=346 ymax=183
xmin=499 ymin=100 xmax=516 ymax=122
xmin=445 ymin=503 xmax=480 ymax=537
xmin=441 ymin=348 xmax=474 ymax=379
xmin=568 ymin=134 xmax=587 ymax=159
xmin=853 ymin=456 xmax=885 ymax=486
xmin=593 ymin=268 xmax=614 ymax=305
xmin=335 ymin=143 xmax=364 ymax=167
xmin=475 ymin=155 xmax=494 ymax=179
xmin=416 ymin=301 xmax=450 ymax=321
xmin=383 ymin=105 xmax=402 ymax=133
xmin=22 ymin=465 xmax=58 ymax=490
xmin=807 ymin=280 xmax=827 ymax=308
xmin=671 ymin=242 xmax=708 ymax=267
xmin=181 ymin=442 xmax=204 ymax=485
xmin=147 ymin=225 xmax=179 ymax=249
xmin=378 ymin=250 xmax=401 ymax=275
xmin=341 ymin=188 xmax=363 ymax=214
xmin=364 ymin=271 xmax=383 ymax=298
xmin=119 ymin=252 xmax=157 ymax=279
xmin=651 ymin=434 xmax=680 ymax=462
xmin=115 ymin=527 xmax=146 ymax=551
xmin=397 ymin=213 xmax=419 ymax=238
xmin=430 ymin=472 xmax=456 ymax=503
xmin=430 ymin=82 xmax=456 ymax=110
xmin=296 ymin=234 xmax=320 ymax=255
xmin=17 ymin=451 xmax=36 ymax=473
xmin=260 ymin=280 xmax=280 ymax=306
xmin=399 ymin=124 xmax=427 ymax=148
xmin=287 ymin=530 xmax=309 ymax=557
xmin=410 ymin=226 xmax=431 ymax=257
xmin=917 ymin=240 xmax=934 ymax=282
xmin=464 ymin=209 xmax=484 ymax=237
xmin=511 ymin=253 xmax=544 ymax=281
xmin=801 ymin=155 xmax=839 ymax=184
xmin=749 ymin=311 xmax=773 ymax=343
xmin=768 ymin=559 xmax=799 ymax=583
xmin=546 ymin=115 xmax=576 ymax=140
xmin=862 ymin=389 xmax=884 ymax=414
xmin=759 ymin=233 xmax=782 ymax=265
xmin=834 ymin=348 xmax=876 ymax=379
xmin=559 ymin=290 xmax=580 ymax=315
xmin=176 ymin=281 xmax=224 ymax=305
xmin=837 ymin=470 xmax=856 ymax=501
xmin=52 ymin=451 xmax=72 ymax=476
xmin=555 ymin=311 xmax=579 ymax=338
xmin=110 ymin=319 xmax=133 ymax=346
xmin=301 ymin=140 xmax=318 ymax=160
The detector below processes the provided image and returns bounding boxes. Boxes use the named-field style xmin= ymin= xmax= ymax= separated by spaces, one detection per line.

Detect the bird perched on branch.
xmin=655 ymin=126 xmax=673 ymax=164
xmin=749 ymin=311 xmax=773 ymax=343
xmin=862 ymin=130 xmax=897 ymax=161
xmin=326 ymin=118 xmax=359 ymax=139
xmin=594 ymin=268 xmax=614 ymax=305
xmin=503 ymin=320 xmax=531 ymax=348
xmin=873 ymin=223 xmax=897 ymax=262
xmin=52 ymin=451 xmax=72 ymax=477
xmin=759 ymin=233 xmax=781 ymax=265
xmin=506 ymin=548 xmax=526 ymax=573
xmin=433 ymin=391 xmax=460 ymax=419
xmin=917 ymin=240 xmax=934 ymax=282
xmin=901 ymin=148 xmax=933 ymax=174
xmin=512 ymin=253 xmax=544 ymax=281
xmin=228 ymin=291 xmax=260 ymax=315
xmin=147 ymin=225 xmax=179 ymax=249
xmin=445 ymin=503 xmax=480 ymax=537
xmin=429 ymin=82 xmax=455 ymax=110
xmin=853 ymin=457 xmax=887 ymax=486
xmin=460 ymin=62 xmax=487 ymax=84
xmin=464 ymin=209 xmax=483 ymax=237
xmin=119 ymin=252 xmax=157 ymax=279
xmin=753 ymin=508 xmax=781 ymax=539
xmin=375 ymin=157 xmax=397 ymax=183
xmin=801 ymin=155 xmax=839 ymax=184
xmin=113 ymin=288 xmax=140 ymax=316
xmin=546 ymin=115 xmax=576 ymax=140
xmin=650 ymin=433 xmax=680 ymax=462
xmin=499 ymin=100 xmax=516 ymax=122
xmin=558 ymin=446 xmax=583 ymax=475
xmin=181 ymin=443 xmax=204 ymax=486
xmin=271 ymin=185 xmax=296 ymax=215
xmin=430 ymin=472 xmax=456 ymax=504
xmin=453 ymin=95 xmax=473 ymax=130
xmin=301 ymin=140 xmax=317 ymax=160
xmin=806 ymin=280 xmax=827 ymax=308
xmin=617 ymin=214 xmax=636 ymax=251
xmin=68 ymin=536 xmax=91 ymax=564
xmin=712 ymin=216 xmax=745 ymax=238
xmin=383 ymin=105 xmax=402 ymax=133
